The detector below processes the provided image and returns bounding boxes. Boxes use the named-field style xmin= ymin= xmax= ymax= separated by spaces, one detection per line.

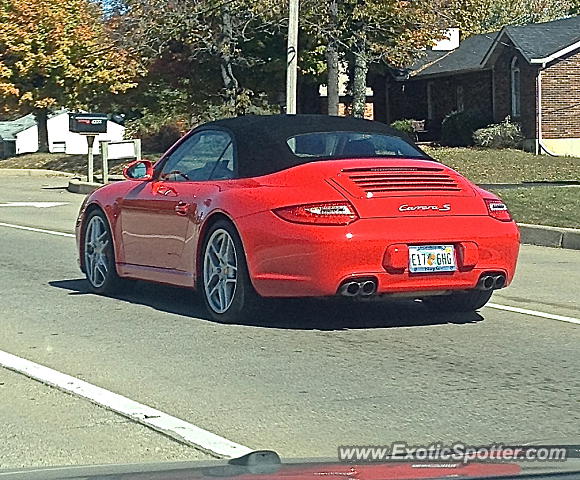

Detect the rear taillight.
xmin=485 ymin=198 xmax=513 ymax=222
xmin=273 ymin=202 xmax=359 ymax=225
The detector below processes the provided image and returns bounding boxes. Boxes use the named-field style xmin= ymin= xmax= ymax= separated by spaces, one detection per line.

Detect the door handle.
xmin=175 ymin=202 xmax=189 ymax=216
xmin=154 ymin=184 xmax=177 ymax=197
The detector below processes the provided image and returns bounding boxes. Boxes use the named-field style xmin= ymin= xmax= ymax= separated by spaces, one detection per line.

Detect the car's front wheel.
xmin=423 ymin=290 xmax=493 ymax=312
xmin=201 ymin=220 xmax=263 ymax=322
xmin=83 ymin=210 xmax=124 ymax=294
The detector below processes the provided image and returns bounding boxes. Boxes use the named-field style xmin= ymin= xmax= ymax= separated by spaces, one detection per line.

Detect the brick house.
xmin=374 ymin=16 xmax=580 ymax=156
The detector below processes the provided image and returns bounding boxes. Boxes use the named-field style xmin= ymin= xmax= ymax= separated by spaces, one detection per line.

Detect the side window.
xmin=209 ymin=143 xmax=234 ymax=180
xmin=369 ymin=135 xmax=421 ymax=157
xmin=160 ymin=130 xmax=234 ymax=182
xmin=511 ymin=56 xmax=521 ymax=118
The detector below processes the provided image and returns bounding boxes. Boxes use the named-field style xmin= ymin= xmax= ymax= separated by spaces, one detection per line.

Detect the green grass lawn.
xmin=489 ymin=187 xmax=579 ymax=229
xmin=424 ymin=146 xmax=580 ymax=184
xmin=0 ymin=152 xmax=163 ymax=175
xmin=2 ymin=148 xmax=579 ymax=228
xmin=3 ymin=147 xmax=579 ymax=183
xmin=422 ymin=147 xmax=580 ymax=228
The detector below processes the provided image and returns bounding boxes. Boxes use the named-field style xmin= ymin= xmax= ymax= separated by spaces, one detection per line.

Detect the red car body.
xmin=76 ymin=115 xmax=519 ymax=320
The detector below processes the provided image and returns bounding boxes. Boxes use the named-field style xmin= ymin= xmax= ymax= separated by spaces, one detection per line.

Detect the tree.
xmin=326 ymin=1 xmax=340 ymax=116
xmin=302 ymin=0 xmax=340 ymax=115
xmin=303 ymin=0 xmax=444 ymax=118
xmin=0 ymin=0 xmax=140 ymax=152
xmin=442 ymin=0 xmax=580 ymax=37
xmin=116 ymin=0 xmax=285 ymax=114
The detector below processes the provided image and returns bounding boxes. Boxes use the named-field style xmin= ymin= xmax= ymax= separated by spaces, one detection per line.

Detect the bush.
xmin=390 ymin=119 xmax=416 ymax=136
xmin=124 ymin=90 xmax=279 ymax=153
xmin=440 ymin=110 xmax=491 ymax=147
xmin=473 ymin=117 xmax=523 ymax=149
xmin=194 ymin=89 xmax=280 ymax=124
xmin=124 ymin=113 xmax=190 ymax=153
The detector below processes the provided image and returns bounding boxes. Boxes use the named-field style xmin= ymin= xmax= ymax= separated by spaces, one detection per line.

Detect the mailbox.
xmin=69 ymin=113 xmax=108 ymax=134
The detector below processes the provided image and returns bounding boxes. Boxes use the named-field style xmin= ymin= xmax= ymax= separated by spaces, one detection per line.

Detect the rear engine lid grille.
xmin=340 ymin=166 xmax=466 ymax=197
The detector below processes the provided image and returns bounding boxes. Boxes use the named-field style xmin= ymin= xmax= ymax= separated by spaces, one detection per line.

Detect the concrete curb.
xmin=519 ymin=223 xmax=580 ymax=250
xmin=66 ymin=175 xmax=124 ymax=194
xmin=67 ymin=179 xmax=103 ymax=195
xmin=0 ymin=168 xmax=75 ymax=177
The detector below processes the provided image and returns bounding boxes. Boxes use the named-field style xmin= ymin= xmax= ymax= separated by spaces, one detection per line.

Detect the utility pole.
xmin=326 ymin=0 xmax=339 ymax=116
xmin=286 ymin=0 xmax=299 ymax=114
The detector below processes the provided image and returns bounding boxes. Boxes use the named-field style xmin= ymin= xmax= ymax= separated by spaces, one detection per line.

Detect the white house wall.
xmin=15 ymin=124 xmax=39 ymax=155
xmin=15 ymin=113 xmax=125 ymax=155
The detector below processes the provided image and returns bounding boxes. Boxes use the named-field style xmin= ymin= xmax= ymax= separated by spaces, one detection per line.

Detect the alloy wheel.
xmin=203 ymin=228 xmax=238 ymax=314
xmin=84 ymin=215 xmax=110 ymax=289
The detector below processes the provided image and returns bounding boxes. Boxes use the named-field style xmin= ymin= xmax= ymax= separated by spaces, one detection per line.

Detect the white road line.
xmin=0 ymin=350 xmax=253 ymax=458
xmin=487 ymin=303 xmax=580 ymax=325
xmin=0 ymin=221 xmax=75 ymax=238
xmin=2 ymin=220 xmax=577 ymax=328
xmin=0 ymin=202 xmax=69 ymax=208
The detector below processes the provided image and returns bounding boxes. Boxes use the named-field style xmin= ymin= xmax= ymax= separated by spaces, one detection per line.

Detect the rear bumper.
xmin=239 ymin=212 xmax=520 ymax=298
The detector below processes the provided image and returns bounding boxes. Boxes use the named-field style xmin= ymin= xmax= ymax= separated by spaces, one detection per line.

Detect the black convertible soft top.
xmin=195 ymin=114 xmax=426 ymax=178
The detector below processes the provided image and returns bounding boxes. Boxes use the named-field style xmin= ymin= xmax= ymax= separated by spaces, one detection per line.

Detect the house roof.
xmin=409 ymin=33 xmax=496 ymax=78
xmin=408 ymin=15 xmax=580 ymax=79
xmin=0 ymin=113 xmax=37 ymax=141
xmin=484 ymin=15 xmax=580 ymax=65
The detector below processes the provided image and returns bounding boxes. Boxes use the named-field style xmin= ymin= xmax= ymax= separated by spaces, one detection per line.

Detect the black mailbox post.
xmin=69 ymin=113 xmax=108 ymax=134
xmin=69 ymin=113 xmax=108 ymax=183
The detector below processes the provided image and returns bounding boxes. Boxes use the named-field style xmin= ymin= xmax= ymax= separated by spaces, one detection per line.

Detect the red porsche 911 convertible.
xmin=76 ymin=115 xmax=520 ymax=322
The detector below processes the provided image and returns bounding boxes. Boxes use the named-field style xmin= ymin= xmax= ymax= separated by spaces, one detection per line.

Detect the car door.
xmin=119 ymin=130 xmax=233 ymax=271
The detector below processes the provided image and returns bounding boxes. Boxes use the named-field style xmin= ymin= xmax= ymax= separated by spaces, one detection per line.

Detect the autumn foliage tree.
xmin=0 ymin=0 xmax=140 ymax=151
xmin=441 ymin=0 xmax=580 ymax=37
xmin=115 ymin=0 xmax=284 ymax=116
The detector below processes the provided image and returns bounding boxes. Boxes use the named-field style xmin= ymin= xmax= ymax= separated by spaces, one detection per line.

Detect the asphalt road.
xmin=0 ymin=175 xmax=578 ymax=470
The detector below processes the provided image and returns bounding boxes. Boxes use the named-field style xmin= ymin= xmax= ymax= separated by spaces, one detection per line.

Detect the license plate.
xmin=409 ymin=245 xmax=456 ymax=273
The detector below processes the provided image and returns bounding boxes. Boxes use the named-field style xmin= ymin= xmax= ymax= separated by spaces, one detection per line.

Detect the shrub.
xmin=194 ymin=89 xmax=280 ymax=124
xmin=124 ymin=90 xmax=279 ymax=153
xmin=124 ymin=113 xmax=190 ymax=153
xmin=473 ymin=117 xmax=523 ymax=149
xmin=440 ymin=110 xmax=491 ymax=147
xmin=390 ymin=119 xmax=416 ymax=136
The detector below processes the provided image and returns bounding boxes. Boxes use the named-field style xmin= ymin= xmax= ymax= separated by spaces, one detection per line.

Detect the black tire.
xmin=423 ymin=290 xmax=493 ymax=312
xmin=83 ymin=209 xmax=127 ymax=295
xmin=200 ymin=220 xmax=264 ymax=323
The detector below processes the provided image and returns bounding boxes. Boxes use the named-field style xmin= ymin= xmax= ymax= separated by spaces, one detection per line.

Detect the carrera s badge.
xmin=399 ymin=204 xmax=451 ymax=212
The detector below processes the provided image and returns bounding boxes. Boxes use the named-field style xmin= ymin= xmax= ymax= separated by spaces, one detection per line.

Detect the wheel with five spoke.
xmin=83 ymin=210 xmax=123 ymax=294
xmin=201 ymin=220 xmax=262 ymax=322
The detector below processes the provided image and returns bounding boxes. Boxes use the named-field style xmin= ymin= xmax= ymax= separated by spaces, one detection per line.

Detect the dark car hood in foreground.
xmin=2 ymin=449 xmax=580 ymax=480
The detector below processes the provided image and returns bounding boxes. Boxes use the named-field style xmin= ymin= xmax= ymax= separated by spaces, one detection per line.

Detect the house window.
xmin=456 ymin=85 xmax=464 ymax=112
xmin=510 ymin=56 xmax=521 ymax=118
xmin=427 ymin=82 xmax=434 ymax=120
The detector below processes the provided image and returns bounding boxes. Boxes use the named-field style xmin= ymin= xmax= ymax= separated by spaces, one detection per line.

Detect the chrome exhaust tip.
xmin=339 ymin=281 xmax=361 ymax=297
xmin=360 ymin=280 xmax=377 ymax=297
xmin=493 ymin=274 xmax=506 ymax=289
xmin=478 ymin=275 xmax=495 ymax=291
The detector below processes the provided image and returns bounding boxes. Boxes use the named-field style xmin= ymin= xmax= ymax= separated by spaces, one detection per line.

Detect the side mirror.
xmin=123 ymin=160 xmax=153 ymax=181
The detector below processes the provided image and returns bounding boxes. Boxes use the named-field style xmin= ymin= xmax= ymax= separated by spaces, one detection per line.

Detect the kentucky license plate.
xmin=409 ymin=245 xmax=456 ymax=273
